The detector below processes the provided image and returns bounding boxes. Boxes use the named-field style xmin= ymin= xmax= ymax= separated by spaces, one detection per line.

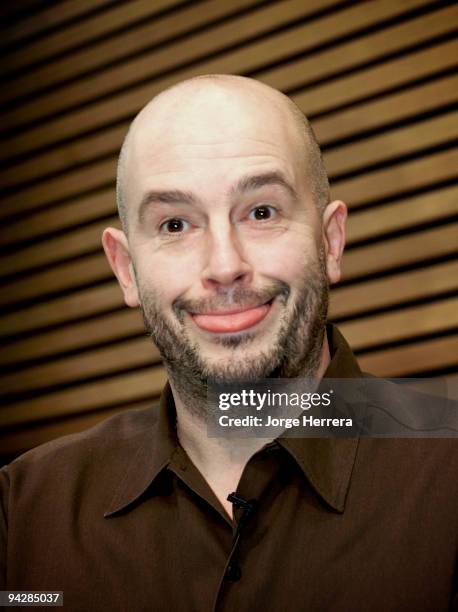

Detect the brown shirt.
xmin=1 ymin=326 xmax=457 ymax=611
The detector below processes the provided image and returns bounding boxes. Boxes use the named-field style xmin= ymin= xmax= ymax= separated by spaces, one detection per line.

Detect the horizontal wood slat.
xmin=0 ymin=0 xmax=441 ymax=160
xmin=291 ymin=37 xmax=458 ymax=118
xmin=342 ymin=222 xmax=458 ymax=280
xmin=332 ymin=148 xmax=458 ymax=208
xmin=0 ymin=158 xmax=116 ymax=221
xmin=0 ymin=0 xmax=201 ymax=78
xmin=340 ymin=297 xmax=458 ymax=351
xmin=0 ymin=127 xmax=123 ymax=192
xmin=325 ymin=111 xmax=457 ymax=177
xmin=346 ymin=185 xmax=458 ymax=245
xmin=314 ymin=73 xmax=458 ymax=145
xmin=0 ymin=0 xmax=119 ymax=51
xmin=0 ymin=218 xmax=116 ymax=278
xmin=0 ymin=283 xmax=124 ymax=338
xmin=0 ymin=0 xmax=298 ymax=98
xmin=1 ymin=309 xmax=144 ymax=366
xmin=330 ymin=260 xmax=458 ymax=319
xmin=1 ymin=336 xmax=159 ymax=395
xmin=358 ymin=335 xmax=458 ymax=376
xmin=0 ymin=189 xmax=116 ymax=248
xmin=0 ymin=253 xmax=112 ymax=307
xmin=1 ymin=0 xmax=349 ymax=131
xmin=258 ymin=4 xmax=457 ymax=90
xmin=0 ymin=367 xmax=168 ymax=428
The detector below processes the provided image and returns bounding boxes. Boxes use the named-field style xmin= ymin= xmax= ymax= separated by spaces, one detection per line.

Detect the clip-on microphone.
xmin=227 ymin=492 xmax=257 ymax=537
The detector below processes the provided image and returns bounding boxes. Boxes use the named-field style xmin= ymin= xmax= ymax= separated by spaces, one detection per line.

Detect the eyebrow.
xmin=138 ymin=189 xmax=198 ymax=224
xmin=231 ymin=171 xmax=299 ymax=202
xmin=137 ymin=170 xmax=298 ymax=225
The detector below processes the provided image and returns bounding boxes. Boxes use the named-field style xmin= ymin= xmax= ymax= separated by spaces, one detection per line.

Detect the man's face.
xmin=123 ymin=84 xmax=329 ymax=384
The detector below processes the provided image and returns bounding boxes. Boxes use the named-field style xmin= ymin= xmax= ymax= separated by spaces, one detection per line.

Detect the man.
xmin=0 ymin=75 xmax=456 ymax=611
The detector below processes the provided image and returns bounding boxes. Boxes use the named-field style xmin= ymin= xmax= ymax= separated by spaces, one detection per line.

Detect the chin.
xmin=198 ymin=328 xmax=272 ymax=356
xmin=198 ymin=346 xmax=281 ymax=382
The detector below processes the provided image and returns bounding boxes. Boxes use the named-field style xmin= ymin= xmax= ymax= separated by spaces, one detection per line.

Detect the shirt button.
xmin=225 ymin=564 xmax=241 ymax=581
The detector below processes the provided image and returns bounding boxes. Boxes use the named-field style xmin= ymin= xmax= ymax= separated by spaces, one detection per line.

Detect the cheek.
xmin=245 ymin=225 xmax=317 ymax=282
xmin=135 ymin=247 xmax=204 ymax=303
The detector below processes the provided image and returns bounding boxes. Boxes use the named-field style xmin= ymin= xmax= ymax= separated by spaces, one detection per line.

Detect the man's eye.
xmin=248 ymin=205 xmax=276 ymax=221
xmin=160 ymin=218 xmax=190 ymax=233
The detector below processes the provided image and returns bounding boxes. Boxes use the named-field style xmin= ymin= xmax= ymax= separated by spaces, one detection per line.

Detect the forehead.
xmin=124 ymin=82 xmax=306 ymax=203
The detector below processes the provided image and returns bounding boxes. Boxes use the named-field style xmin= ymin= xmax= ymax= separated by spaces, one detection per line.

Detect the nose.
xmin=201 ymin=222 xmax=253 ymax=290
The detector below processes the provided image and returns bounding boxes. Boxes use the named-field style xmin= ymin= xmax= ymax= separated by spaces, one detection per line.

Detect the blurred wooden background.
xmin=0 ymin=0 xmax=457 ymax=463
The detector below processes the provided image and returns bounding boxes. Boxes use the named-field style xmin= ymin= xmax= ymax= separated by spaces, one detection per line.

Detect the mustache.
xmin=172 ymin=279 xmax=290 ymax=317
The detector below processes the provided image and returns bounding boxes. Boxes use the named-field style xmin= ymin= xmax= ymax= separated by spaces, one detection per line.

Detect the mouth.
xmin=189 ymin=298 xmax=275 ymax=334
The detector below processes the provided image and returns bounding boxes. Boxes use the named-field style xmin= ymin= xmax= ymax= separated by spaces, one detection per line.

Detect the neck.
xmin=169 ymin=334 xmax=331 ymax=516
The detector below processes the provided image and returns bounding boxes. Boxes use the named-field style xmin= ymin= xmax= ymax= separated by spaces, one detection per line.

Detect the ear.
xmin=322 ymin=200 xmax=347 ymax=285
xmin=102 ymin=227 xmax=140 ymax=307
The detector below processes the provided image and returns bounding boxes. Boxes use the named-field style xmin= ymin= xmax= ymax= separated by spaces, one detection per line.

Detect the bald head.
xmin=116 ymin=75 xmax=329 ymax=232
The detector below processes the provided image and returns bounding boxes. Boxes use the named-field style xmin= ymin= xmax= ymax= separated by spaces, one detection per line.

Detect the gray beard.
xmin=137 ymin=249 xmax=329 ymax=418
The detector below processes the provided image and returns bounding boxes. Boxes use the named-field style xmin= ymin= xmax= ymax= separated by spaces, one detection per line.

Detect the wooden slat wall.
xmin=0 ymin=0 xmax=457 ymax=462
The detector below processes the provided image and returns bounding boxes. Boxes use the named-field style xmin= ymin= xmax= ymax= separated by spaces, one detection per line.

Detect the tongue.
xmin=192 ymin=304 xmax=270 ymax=333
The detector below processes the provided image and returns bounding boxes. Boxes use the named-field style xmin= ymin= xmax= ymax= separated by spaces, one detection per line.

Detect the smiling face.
xmin=103 ymin=77 xmax=346 ymax=399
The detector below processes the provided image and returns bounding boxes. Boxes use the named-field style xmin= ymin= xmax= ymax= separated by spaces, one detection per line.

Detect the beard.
xmin=136 ymin=248 xmax=329 ymax=416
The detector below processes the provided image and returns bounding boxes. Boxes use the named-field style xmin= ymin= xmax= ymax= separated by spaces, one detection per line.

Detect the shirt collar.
xmin=104 ymin=324 xmax=361 ymax=517
xmin=278 ymin=323 xmax=362 ymax=513
xmin=104 ymin=384 xmax=178 ymax=517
